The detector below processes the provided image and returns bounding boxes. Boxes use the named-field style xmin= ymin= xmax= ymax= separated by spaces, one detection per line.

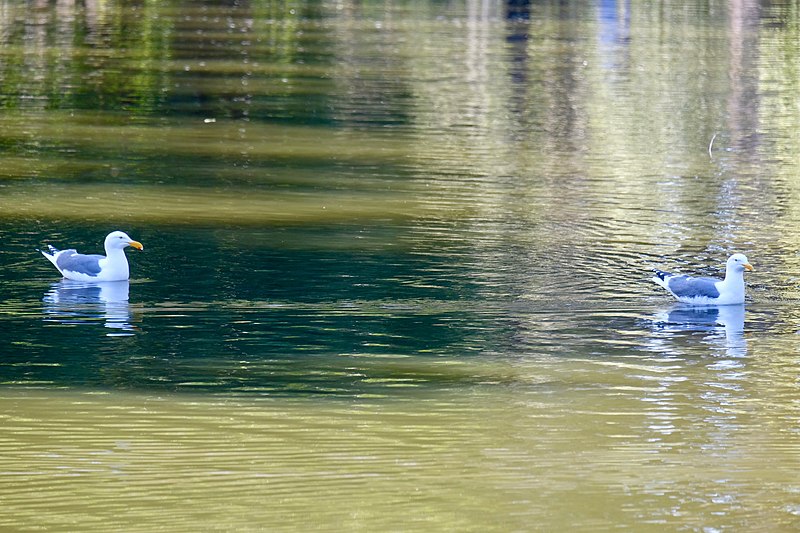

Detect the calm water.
xmin=3 ymin=0 xmax=800 ymax=530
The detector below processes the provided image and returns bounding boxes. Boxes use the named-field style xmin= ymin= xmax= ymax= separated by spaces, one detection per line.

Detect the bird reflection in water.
xmin=653 ymin=304 xmax=746 ymax=357
xmin=43 ymin=280 xmax=135 ymax=336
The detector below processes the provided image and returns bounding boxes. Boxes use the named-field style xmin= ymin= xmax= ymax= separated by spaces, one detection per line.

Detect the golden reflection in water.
xmin=3 ymin=0 xmax=800 ymax=530
xmin=1 ymin=353 xmax=800 ymax=533
xmin=2 ymin=182 xmax=423 ymax=225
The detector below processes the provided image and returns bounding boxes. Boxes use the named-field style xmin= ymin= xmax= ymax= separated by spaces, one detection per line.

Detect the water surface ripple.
xmin=2 ymin=0 xmax=800 ymax=530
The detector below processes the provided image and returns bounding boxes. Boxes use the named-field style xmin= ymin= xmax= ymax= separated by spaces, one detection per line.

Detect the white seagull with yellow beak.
xmin=652 ymin=253 xmax=754 ymax=305
xmin=41 ymin=231 xmax=143 ymax=282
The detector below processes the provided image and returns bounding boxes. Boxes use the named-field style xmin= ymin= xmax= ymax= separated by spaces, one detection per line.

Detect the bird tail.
xmin=651 ymin=269 xmax=671 ymax=289
xmin=652 ymin=269 xmax=670 ymax=281
xmin=39 ymin=245 xmax=62 ymax=270
xmin=38 ymin=244 xmax=59 ymax=254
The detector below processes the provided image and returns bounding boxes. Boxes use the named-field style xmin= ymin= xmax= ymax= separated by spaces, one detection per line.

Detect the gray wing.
xmin=667 ymin=275 xmax=720 ymax=298
xmin=55 ymin=250 xmax=103 ymax=276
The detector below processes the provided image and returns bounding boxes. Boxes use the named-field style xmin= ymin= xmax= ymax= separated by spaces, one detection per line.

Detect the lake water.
xmin=2 ymin=0 xmax=800 ymax=530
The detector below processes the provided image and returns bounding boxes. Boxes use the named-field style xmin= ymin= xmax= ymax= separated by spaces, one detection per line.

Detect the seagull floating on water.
xmin=652 ymin=253 xmax=753 ymax=306
xmin=41 ymin=231 xmax=143 ymax=282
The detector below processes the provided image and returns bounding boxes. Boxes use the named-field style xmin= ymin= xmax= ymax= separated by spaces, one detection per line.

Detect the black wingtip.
xmin=37 ymin=245 xmax=59 ymax=255
xmin=653 ymin=269 xmax=670 ymax=281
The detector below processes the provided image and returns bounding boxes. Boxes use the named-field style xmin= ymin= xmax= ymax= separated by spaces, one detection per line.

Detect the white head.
xmin=104 ymin=231 xmax=144 ymax=252
xmin=727 ymin=253 xmax=753 ymax=273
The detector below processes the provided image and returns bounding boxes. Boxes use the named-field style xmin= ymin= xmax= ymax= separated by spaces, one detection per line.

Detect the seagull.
xmin=41 ymin=231 xmax=143 ymax=282
xmin=652 ymin=253 xmax=753 ymax=305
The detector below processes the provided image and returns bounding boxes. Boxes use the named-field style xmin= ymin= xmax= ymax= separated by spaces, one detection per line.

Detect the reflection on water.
xmin=652 ymin=304 xmax=747 ymax=357
xmin=1 ymin=0 xmax=800 ymax=531
xmin=43 ymin=280 xmax=134 ymax=336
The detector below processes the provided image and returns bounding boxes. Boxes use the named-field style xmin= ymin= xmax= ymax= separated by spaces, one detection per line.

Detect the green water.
xmin=2 ymin=0 xmax=800 ymax=530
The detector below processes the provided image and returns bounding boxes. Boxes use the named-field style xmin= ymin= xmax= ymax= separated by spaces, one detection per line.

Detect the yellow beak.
xmin=744 ymin=263 xmax=753 ymax=271
xmin=128 ymin=240 xmax=144 ymax=251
